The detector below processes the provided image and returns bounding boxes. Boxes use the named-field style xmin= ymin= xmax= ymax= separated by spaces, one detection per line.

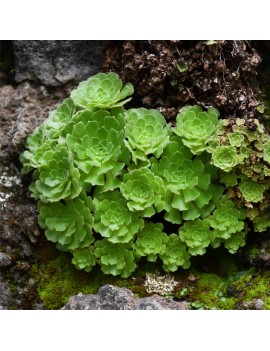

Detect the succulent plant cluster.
xmin=20 ymin=72 xmax=270 ymax=278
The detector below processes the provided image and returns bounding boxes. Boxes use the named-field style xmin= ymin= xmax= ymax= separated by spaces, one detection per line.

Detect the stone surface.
xmin=0 ymin=81 xmax=72 ymax=309
xmin=0 ymin=274 xmax=15 ymax=309
xmin=0 ymin=252 xmax=12 ymax=267
xmin=0 ymin=82 xmax=71 ymax=163
xmin=61 ymin=285 xmax=189 ymax=310
xmin=13 ymin=41 xmax=103 ymax=86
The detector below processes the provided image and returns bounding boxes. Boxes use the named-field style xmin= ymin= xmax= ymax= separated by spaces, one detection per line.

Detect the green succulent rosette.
xmin=134 ymin=222 xmax=168 ymax=262
xmin=20 ymin=126 xmax=44 ymax=174
xmin=120 ymin=167 xmax=166 ymax=217
xmin=159 ymin=234 xmax=191 ymax=271
xmin=124 ymin=108 xmax=170 ymax=165
xmin=208 ymin=196 xmax=246 ymax=245
xmin=219 ymin=172 xmax=238 ymax=187
xmin=38 ymin=192 xmax=94 ymax=251
xmin=65 ymin=109 xmax=130 ymax=192
xmin=253 ymin=215 xmax=270 ymax=232
xmin=20 ymin=98 xmax=76 ymax=174
xmin=228 ymin=132 xmax=245 ymax=147
xmin=151 ymin=135 xmax=224 ymax=223
xmin=224 ymin=232 xmax=246 ymax=254
xmin=94 ymin=240 xmax=136 ymax=278
xmin=211 ymin=145 xmax=238 ymax=172
xmin=179 ymin=219 xmax=212 ymax=255
xmin=174 ymin=105 xmax=219 ymax=155
xmin=71 ymin=246 xmax=96 ymax=272
xmin=93 ymin=191 xmax=144 ymax=244
xmin=239 ymin=178 xmax=266 ymax=203
xmin=248 ymin=183 xmax=267 ymax=203
xmin=29 ymin=144 xmax=82 ymax=202
xmin=70 ymin=72 xmax=134 ymax=109
xmin=20 ymin=138 xmax=57 ymax=174
xmin=42 ymin=98 xmax=76 ymax=139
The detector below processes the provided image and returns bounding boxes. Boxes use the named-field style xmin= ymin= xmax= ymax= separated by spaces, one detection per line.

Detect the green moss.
xmin=31 ymin=240 xmax=154 ymax=309
xmin=188 ymin=271 xmax=236 ymax=310
xmin=230 ymin=268 xmax=270 ymax=308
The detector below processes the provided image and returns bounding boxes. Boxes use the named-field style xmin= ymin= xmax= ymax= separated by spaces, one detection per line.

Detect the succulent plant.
xmin=239 ymin=178 xmax=266 ymax=203
xmin=219 ymin=172 xmax=238 ymax=187
xmin=174 ymin=105 xmax=219 ymax=154
xmin=211 ymin=145 xmax=238 ymax=172
xmin=71 ymin=246 xmax=96 ymax=272
xmin=179 ymin=219 xmax=212 ymax=255
xmin=93 ymin=191 xmax=144 ymax=243
xmin=21 ymin=70 xmax=270 ymax=278
xmin=134 ymin=222 xmax=168 ymax=262
xmin=70 ymin=72 xmax=134 ymax=109
xmin=120 ymin=167 xmax=166 ymax=217
xmin=124 ymin=108 xmax=170 ymax=165
xmin=20 ymin=139 xmax=57 ymax=174
xmin=65 ymin=109 xmax=129 ymax=192
xmin=20 ymin=126 xmax=44 ymax=174
xmin=38 ymin=192 xmax=94 ymax=251
xmin=228 ymin=132 xmax=245 ymax=147
xmin=94 ymin=240 xmax=136 ymax=278
xmin=224 ymin=232 xmax=246 ymax=254
xmin=151 ymin=135 xmax=224 ymax=223
xmin=208 ymin=196 xmax=245 ymax=241
xmin=253 ymin=215 xmax=270 ymax=232
xmin=43 ymin=98 xmax=76 ymax=139
xmin=159 ymin=234 xmax=191 ymax=271
xmin=29 ymin=144 xmax=82 ymax=202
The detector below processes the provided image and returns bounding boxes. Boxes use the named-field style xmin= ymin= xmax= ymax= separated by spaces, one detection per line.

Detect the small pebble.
xmin=253 ymin=299 xmax=264 ymax=310
xmin=0 ymin=252 xmax=12 ymax=267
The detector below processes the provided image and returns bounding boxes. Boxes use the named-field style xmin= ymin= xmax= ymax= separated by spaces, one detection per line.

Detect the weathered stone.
xmin=0 ymin=82 xmax=70 ymax=163
xmin=13 ymin=41 xmax=103 ymax=86
xmin=0 ymin=252 xmax=12 ymax=267
xmin=0 ymin=274 xmax=15 ymax=309
xmin=137 ymin=295 xmax=189 ymax=310
xmin=61 ymin=285 xmax=189 ymax=310
xmin=253 ymin=299 xmax=264 ymax=310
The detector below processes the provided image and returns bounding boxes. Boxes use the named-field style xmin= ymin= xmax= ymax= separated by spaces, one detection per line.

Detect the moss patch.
xmin=31 ymin=239 xmax=158 ymax=309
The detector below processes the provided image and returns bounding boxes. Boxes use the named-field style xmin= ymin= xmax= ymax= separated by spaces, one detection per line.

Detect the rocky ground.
xmin=1 ymin=40 xmax=270 ymax=310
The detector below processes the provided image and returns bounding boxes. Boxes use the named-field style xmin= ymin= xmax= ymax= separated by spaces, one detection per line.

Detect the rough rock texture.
xmin=0 ymin=81 xmax=73 ymax=309
xmin=13 ymin=41 xmax=103 ymax=86
xmin=61 ymin=285 xmax=189 ymax=310
xmin=0 ymin=274 xmax=15 ymax=309
xmin=0 ymin=82 xmax=71 ymax=164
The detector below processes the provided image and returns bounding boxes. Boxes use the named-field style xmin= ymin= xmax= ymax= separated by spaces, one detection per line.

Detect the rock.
xmin=61 ymin=285 xmax=189 ymax=310
xmin=137 ymin=295 xmax=189 ymax=310
xmin=0 ymin=81 xmax=73 ymax=309
xmin=0 ymin=82 xmax=70 ymax=163
xmin=253 ymin=299 xmax=264 ymax=310
xmin=237 ymin=299 xmax=265 ymax=310
xmin=0 ymin=274 xmax=15 ymax=309
xmin=13 ymin=41 xmax=103 ymax=86
xmin=0 ymin=252 xmax=12 ymax=267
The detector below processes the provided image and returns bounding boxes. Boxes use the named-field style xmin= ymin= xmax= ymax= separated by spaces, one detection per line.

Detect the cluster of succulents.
xmin=20 ymin=72 xmax=270 ymax=278
xmin=206 ymin=116 xmax=270 ymax=233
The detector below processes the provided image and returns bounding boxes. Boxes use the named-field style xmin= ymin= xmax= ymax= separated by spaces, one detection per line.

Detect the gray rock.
xmin=13 ymin=41 xmax=103 ymax=86
xmin=0 ymin=252 xmax=12 ymax=267
xmin=253 ymin=299 xmax=264 ymax=310
xmin=137 ymin=295 xmax=189 ymax=310
xmin=0 ymin=273 xmax=15 ymax=309
xmin=61 ymin=285 xmax=189 ymax=310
